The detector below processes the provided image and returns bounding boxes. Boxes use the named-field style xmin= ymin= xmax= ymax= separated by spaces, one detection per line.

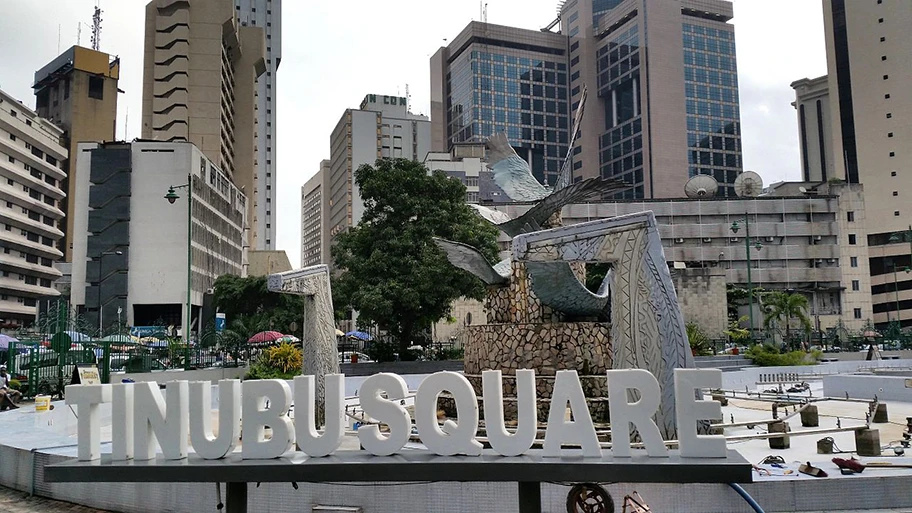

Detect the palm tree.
xmin=762 ymin=292 xmax=812 ymax=344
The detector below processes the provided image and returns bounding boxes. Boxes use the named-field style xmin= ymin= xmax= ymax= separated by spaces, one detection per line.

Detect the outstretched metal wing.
xmin=486 ymin=132 xmax=549 ymax=202
xmin=525 ymin=261 xmax=611 ymax=319
xmin=433 ymin=238 xmax=510 ymax=286
xmin=498 ymin=177 xmax=629 ymax=237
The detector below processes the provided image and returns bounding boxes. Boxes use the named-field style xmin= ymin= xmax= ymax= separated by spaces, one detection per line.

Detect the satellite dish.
xmin=684 ymin=174 xmax=719 ymax=198
xmin=734 ymin=171 xmax=763 ymax=197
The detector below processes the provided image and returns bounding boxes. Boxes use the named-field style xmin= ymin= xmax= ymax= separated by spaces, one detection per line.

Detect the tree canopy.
xmin=212 ymin=274 xmax=305 ymax=340
xmin=332 ymin=158 xmax=500 ymax=355
xmin=762 ymin=291 xmax=812 ymax=339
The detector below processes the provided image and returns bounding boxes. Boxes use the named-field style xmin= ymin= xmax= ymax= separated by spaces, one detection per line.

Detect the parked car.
xmin=338 ymin=351 xmax=373 ymax=364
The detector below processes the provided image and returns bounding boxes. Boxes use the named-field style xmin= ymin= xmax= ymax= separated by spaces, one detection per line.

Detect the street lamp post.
xmin=164 ymin=174 xmax=193 ymax=345
xmin=888 ymin=225 xmax=912 ymax=326
xmin=97 ymin=250 xmax=123 ymax=335
xmin=731 ymin=215 xmax=763 ymax=341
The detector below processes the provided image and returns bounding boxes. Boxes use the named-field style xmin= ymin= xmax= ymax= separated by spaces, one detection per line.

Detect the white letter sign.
xmin=606 ymin=369 xmax=668 ymax=457
xmin=190 ymin=380 xmax=241 ymax=460
xmin=482 ymin=369 xmax=537 ymax=457
xmin=294 ymin=374 xmax=345 ymax=457
xmin=66 ymin=384 xmax=111 ymax=461
xmin=242 ymin=380 xmax=295 ymax=459
xmin=543 ymin=370 xmax=601 ymax=457
xmin=133 ymin=381 xmax=189 ymax=461
xmin=358 ymin=373 xmax=411 ymax=456
xmin=415 ymin=372 xmax=482 ymax=456
xmin=674 ymin=369 xmax=726 ymax=458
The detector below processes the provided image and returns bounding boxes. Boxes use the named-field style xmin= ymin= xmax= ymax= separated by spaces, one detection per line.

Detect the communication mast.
xmin=91 ymin=4 xmax=103 ymax=51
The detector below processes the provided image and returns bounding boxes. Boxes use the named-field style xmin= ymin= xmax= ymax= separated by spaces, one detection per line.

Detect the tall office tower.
xmin=821 ymin=0 xmax=912 ymax=328
xmin=235 ymin=0 xmax=281 ymax=250
xmin=327 ymin=94 xmax=430 ymax=243
xmin=141 ymin=0 xmax=266 ymax=249
xmin=32 ymin=46 xmax=119 ymax=261
xmin=791 ymin=76 xmax=834 ymax=182
xmin=430 ymin=22 xmax=571 ymax=186
xmin=560 ymin=0 xmax=743 ymax=198
xmin=301 ymin=160 xmax=329 ymax=267
xmin=0 ymin=89 xmax=69 ymax=328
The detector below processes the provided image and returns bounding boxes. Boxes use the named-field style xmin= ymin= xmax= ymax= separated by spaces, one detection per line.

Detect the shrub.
xmin=432 ymin=346 xmax=465 ymax=361
xmin=365 ymin=340 xmax=398 ymax=363
xmin=244 ymin=342 xmax=302 ymax=380
xmin=8 ymin=379 xmax=21 ymax=391
xmin=686 ymin=322 xmax=712 ymax=356
xmin=745 ymin=344 xmax=818 ymax=367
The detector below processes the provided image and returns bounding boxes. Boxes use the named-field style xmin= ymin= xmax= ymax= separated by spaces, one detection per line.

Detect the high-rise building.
xmin=430 ymin=22 xmax=570 ymax=186
xmin=141 ymin=0 xmax=265 ymax=250
xmin=235 ymin=0 xmax=281 ymax=250
xmin=70 ymin=141 xmax=247 ymax=333
xmin=0 ymin=88 xmax=69 ymax=328
xmin=560 ymin=0 xmax=743 ymax=198
xmin=327 ymin=94 xmax=430 ymax=241
xmin=791 ymin=76 xmax=835 ymax=183
xmin=819 ymin=0 xmax=912 ymax=328
xmin=32 ymin=45 xmax=120 ymax=261
xmin=301 ymin=160 xmax=329 ymax=267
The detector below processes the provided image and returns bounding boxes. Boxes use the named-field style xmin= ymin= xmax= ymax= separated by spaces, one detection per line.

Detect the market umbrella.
xmin=248 ymin=331 xmax=284 ymax=344
xmin=0 ymin=334 xmax=18 ymax=350
xmin=345 ymin=331 xmax=372 ymax=341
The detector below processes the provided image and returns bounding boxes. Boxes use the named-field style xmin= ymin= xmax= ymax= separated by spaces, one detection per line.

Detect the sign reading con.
xmin=66 ymin=369 xmax=726 ymax=462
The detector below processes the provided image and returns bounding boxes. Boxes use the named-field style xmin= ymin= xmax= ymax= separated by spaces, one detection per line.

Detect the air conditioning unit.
xmin=674 ymin=237 xmax=685 ymax=244
xmin=730 ymin=237 xmax=739 ymax=242
xmin=703 ymin=237 xmax=712 ymax=243
xmin=815 ymin=235 xmax=822 ymax=241
xmin=765 ymin=236 xmax=775 ymax=242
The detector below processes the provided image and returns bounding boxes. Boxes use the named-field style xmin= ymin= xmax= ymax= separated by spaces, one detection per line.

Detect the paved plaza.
xmin=0 ymin=485 xmax=115 ymax=513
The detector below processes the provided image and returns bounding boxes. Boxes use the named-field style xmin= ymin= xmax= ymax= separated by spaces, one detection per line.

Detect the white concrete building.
xmin=0 ymin=89 xmax=68 ymax=328
xmin=327 ymin=94 xmax=431 ymax=241
xmin=235 ymin=0 xmax=281 ymax=249
xmin=71 ymin=141 xmax=247 ymax=334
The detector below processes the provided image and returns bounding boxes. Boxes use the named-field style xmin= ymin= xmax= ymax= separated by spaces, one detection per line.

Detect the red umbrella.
xmin=248 ymin=331 xmax=284 ymax=344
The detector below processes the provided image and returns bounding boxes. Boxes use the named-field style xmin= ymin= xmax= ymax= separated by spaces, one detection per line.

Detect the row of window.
xmin=470 ymin=52 xmax=566 ymax=71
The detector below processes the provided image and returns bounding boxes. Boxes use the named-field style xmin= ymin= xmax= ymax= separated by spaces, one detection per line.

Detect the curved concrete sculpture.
xmin=512 ymin=212 xmax=694 ymax=439
xmin=267 ymin=264 xmax=339 ymax=419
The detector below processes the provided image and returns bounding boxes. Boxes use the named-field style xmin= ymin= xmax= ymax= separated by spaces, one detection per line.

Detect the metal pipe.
xmin=729 ymin=483 xmax=765 ymax=513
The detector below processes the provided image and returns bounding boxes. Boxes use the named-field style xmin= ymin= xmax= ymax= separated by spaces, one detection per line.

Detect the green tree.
xmin=762 ymin=292 xmax=812 ymax=341
xmin=332 ymin=159 xmax=499 ymax=357
xmin=212 ymin=275 xmax=306 ymax=339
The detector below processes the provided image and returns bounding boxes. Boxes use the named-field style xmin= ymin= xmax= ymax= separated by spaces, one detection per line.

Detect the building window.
xmin=883 ymin=75 xmax=889 ymax=80
xmin=886 ymin=113 xmax=892 ymax=118
xmin=851 ymin=256 xmax=858 ymax=268
xmin=848 ymin=234 xmax=857 ymax=245
xmin=878 ymin=18 xmax=883 ymax=23
xmin=890 ymin=152 xmax=895 ymax=157
xmin=8 ymin=133 xmax=15 ymax=141
xmin=882 ymin=55 xmax=887 ymax=61
xmin=885 ymin=94 xmax=891 ymax=99
xmin=889 ymin=132 xmax=894 ymax=137
xmin=851 ymin=280 xmax=860 ymax=291
xmin=853 ymin=308 xmax=862 ymax=319
xmin=895 ymin=211 xmax=901 ymax=216
xmin=88 ymin=76 xmax=104 ymax=99
xmin=880 ymin=37 xmax=886 ymax=42
xmin=892 ymin=171 xmax=897 ymax=176
xmin=894 ymin=191 xmax=899 ymax=196
xmin=847 ymin=211 xmax=854 ymax=222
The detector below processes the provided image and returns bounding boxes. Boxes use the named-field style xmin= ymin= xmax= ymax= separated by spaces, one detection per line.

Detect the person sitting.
xmin=0 ymin=365 xmax=21 ymax=410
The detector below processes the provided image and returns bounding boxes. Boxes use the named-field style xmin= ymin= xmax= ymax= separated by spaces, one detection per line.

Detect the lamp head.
xmin=730 ymin=221 xmax=740 ymax=234
xmin=164 ymin=186 xmax=180 ymax=204
xmin=755 ymin=241 xmax=763 ymax=251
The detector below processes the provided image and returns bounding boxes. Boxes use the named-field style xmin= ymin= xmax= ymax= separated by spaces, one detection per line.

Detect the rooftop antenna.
xmin=77 ymin=22 xmax=82 ymax=46
xmin=483 ymin=3 xmax=488 ymax=22
xmin=91 ymin=3 xmax=102 ymax=51
xmin=405 ymin=83 xmax=410 ymax=112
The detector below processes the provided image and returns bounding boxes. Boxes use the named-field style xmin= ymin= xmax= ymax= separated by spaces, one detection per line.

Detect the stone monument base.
xmin=451 ymin=322 xmax=612 ymax=423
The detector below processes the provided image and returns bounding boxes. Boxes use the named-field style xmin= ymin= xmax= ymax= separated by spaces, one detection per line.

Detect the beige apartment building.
xmin=788 ymin=0 xmax=912 ymax=328
xmin=0 ymin=89 xmax=68 ymax=328
xmin=301 ymin=160 xmax=330 ymax=267
xmin=141 ymin=0 xmax=266 ymax=248
xmin=32 ymin=45 xmax=119 ymax=261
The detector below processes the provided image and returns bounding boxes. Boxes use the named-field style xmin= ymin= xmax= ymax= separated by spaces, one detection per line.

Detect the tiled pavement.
xmin=0 ymin=485 xmax=116 ymax=513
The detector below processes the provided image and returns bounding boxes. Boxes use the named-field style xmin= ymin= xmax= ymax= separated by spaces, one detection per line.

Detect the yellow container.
xmin=35 ymin=395 xmax=50 ymax=412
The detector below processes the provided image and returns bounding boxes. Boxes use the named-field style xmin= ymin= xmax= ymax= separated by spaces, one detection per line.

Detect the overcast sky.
xmin=0 ymin=0 xmax=827 ymax=268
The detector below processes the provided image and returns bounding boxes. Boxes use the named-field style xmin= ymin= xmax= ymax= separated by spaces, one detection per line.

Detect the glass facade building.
xmin=561 ymin=0 xmax=743 ymax=199
xmin=682 ymin=23 xmax=742 ymax=198
xmin=432 ymin=23 xmax=571 ymax=185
